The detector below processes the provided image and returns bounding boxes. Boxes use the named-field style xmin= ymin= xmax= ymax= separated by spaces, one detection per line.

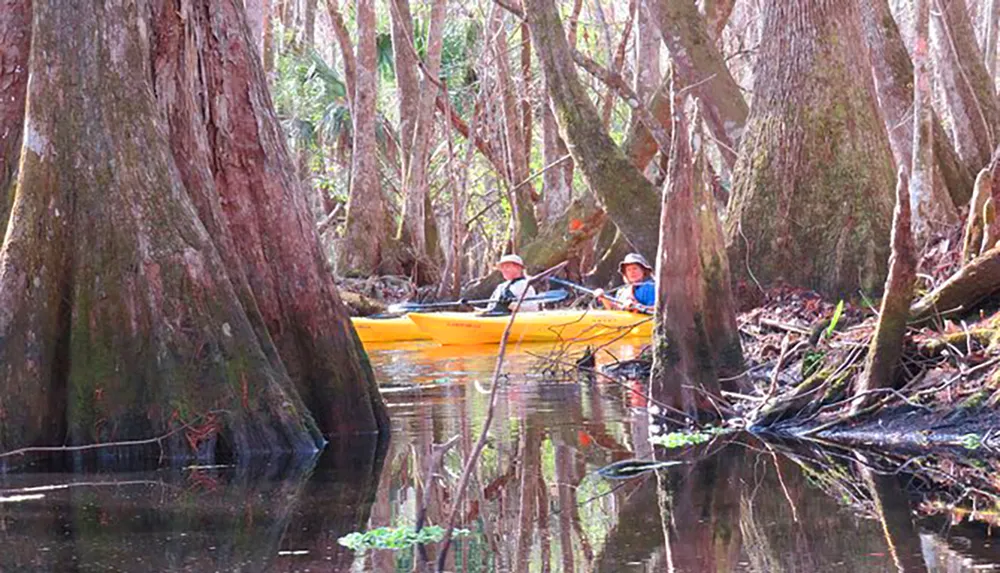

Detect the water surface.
xmin=2 ymin=339 xmax=998 ymax=572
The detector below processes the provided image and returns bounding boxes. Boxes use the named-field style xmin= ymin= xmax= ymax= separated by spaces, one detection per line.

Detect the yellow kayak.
xmin=406 ymin=309 xmax=653 ymax=345
xmin=351 ymin=315 xmax=429 ymax=343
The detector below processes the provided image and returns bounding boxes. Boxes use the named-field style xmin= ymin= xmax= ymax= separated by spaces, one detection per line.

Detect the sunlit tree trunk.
xmin=0 ymin=0 xmax=388 ymax=456
xmin=396 ymin=0 xmax=446 ymax=273
xmin=525 ymin=0 xmax=661 ymax=258
xmin=0 ymin=0 xmax=30 ymax=233
xmin=244 ymin=0 xmax=270 ymax=55
xmin=338 ymin=0 xmax=390 ymax=277
xmin=985 ymin=0 xmax=1000 ymax=81
xmin=860 ymin=0 xmax=964 ymax=233
xmin=725 ymin=0 xmax=896 ymax=297
xmin=699 ymin=0 xmax=736 ymax=41
xmin=325 ymin=0 xmax=355 ymax=109
xmin=492 ymin=8 xmax=539 ymax=245
xmin=647 ymin=0 xmax=748 ymax=168
xmin=540 ymin=89 xmax=574 ymax=223
xmin=930 ymin=0 xmax=1000 ymax=171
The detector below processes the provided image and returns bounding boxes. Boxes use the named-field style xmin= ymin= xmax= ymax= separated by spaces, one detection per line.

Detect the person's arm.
xmin=592 ymin=287 xmax=617 ymax=309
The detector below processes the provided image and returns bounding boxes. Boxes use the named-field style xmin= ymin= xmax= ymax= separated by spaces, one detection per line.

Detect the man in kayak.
xmin=487 ymin=254 xmax=540 ymax=312
xmin=593 ymin=253 xmax=655 ymax=312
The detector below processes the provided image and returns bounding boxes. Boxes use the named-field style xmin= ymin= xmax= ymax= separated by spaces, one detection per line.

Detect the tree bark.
xmin=634 ymin=0 xmax=662 ymax=107
xmin=647 ymin=0 xmax=749 ymax=169
xmin=929 ymin=0 xmax=1000 ymax=171
xmin=396 ymin=0 xmax=447 ymax=270
xmin=541 ymin=95 xmax=574 ymax=223
xmin=0 ymin=0 xmax=31 ymax=234
xmin=852 ymin=169 xmax=916 ymax=413
xmin=698 ymin=0 xmax=737 ymax=41
xmin=326 ymin=0 xmax=356 ymax=109
xmin=985 ymin=0 xmax=1000 ymax=81
xmin=244 ymin=0 xmax=269 ymax=55
xmin=157 ymin=0 xmax=387 ymax=438
xmin=0 ymin=0 xmax=388 ymax=456
xmin=623 ymin=77 xmax=673 ymax=172
xmin=492 ymin=9 xmax=538 ymax=245
xmin=525 ymin=0 xmax=661 ymax=260
xmin=651 ymin=85 xmax=743 ymax=415
xmin=859 ymin=0 xmax=964 ymax=228
xmin=725 ymin=0 xmax=896 ymax=297
xmin=338 ymin=0 xmax=391 ymax=277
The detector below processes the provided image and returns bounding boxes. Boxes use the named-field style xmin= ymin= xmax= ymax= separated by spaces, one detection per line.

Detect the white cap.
xmin=618 ymin=252 xmax=653 ymax=274
xmin=496 ymin=254 xmax=525 ymax=268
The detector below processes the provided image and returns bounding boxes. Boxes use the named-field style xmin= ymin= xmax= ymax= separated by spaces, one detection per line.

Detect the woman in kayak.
xmin=594 ymin=253 xmax=655 ymax=312
xmin=488 ymin=254 xmax=540 ymax=312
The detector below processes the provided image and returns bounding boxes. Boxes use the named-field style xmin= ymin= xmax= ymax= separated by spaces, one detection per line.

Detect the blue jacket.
xmin=629 ymin=280 xmax=656 ymax=307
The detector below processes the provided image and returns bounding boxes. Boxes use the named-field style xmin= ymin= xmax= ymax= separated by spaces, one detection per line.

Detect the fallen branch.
xmin=910 ymin=244 xmax=1000 ymax=321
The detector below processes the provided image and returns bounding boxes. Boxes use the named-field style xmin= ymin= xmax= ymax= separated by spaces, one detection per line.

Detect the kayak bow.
xmin=351 ymin=315 xmax=429 ymax=343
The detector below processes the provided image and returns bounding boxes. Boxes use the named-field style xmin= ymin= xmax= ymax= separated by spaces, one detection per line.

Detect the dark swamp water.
xmin=2 ymin=340 xmax=999 ymax=572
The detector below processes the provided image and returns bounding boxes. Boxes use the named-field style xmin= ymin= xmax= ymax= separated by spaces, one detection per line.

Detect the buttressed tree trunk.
xmin=725 ymin=0 xmax=896 ymax=297
xmin=0 ymin=0 xmax=388 ymax=456
xmin=338 ymin=0 xmax=391 ymax=277
xmin=525 ymin=0 xmax=661 ymax=259
xmin=0 ymin=0 xmax=31 ymax=233
xmin=651 ymin=87 xmax=743 ymax=415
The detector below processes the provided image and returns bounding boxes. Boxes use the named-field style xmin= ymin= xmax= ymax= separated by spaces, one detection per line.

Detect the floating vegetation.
xmin=649 ymin=427 xmax=726 ymax=449
xmin=338 ymin=525 xmax=471 ymax=553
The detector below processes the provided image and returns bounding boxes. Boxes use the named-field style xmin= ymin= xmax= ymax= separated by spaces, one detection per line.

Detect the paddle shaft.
xmin=548 ymin=277 xmax=653 ymax=314
xmin=390 ymin=289 xmax=568 ymax=313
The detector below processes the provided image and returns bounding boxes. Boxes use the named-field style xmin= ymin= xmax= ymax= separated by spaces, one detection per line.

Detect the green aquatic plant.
xmin=338 ymin=525 xmax=471 ymax=553
xmin=958 ymin=433 xmax=983 ymax=450
xmin=648 ymin=427 xmax=726 ymax=449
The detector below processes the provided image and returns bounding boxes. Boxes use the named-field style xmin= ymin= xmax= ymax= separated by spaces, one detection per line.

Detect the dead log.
xmin=910 ymin=244 xmax=1000 ymax=321
xmin=852 ymin=168 xmax=916 ymax=413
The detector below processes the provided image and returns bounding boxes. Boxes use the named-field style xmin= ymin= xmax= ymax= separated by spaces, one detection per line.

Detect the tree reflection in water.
xmin=367 ymin=341 xmax=1000 ymax=572
xmin=3 ymin=341 xmax=1000 ymax=572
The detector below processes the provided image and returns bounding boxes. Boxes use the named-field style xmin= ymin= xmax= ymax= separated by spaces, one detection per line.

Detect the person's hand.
xmin=593 ymin=288 xmax=606 ymax=300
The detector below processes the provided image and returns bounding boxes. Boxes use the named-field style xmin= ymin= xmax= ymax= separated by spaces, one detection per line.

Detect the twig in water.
xmin=435 ymin=261 xmax=568 ymax=572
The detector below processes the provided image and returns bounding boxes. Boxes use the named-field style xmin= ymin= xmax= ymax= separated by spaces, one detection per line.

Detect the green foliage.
xmin=958 ymin=433 xmax=983 ymax=450
xmin=825 ymin=299 xmax=845 ymax=339
xmin=648 ymin=426 xmax=727 ymax=449
xmin=338 ymin=525 xmax=471 ymax=553
xmin=802 ymin=350 xmax=825 ymax=379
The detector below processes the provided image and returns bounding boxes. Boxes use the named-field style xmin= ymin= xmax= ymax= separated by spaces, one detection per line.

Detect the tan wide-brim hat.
xmin=496 ymin=254 xmax=525 ymax=268
xmin=618 ymin=252 xmax=653 ymax=274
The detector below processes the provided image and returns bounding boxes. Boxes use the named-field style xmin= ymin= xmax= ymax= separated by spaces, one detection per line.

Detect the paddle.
xmin=386 ymin=288 xmax=570 ymax=314
xmin=547 ymin=277 xmax=654 ymax=314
